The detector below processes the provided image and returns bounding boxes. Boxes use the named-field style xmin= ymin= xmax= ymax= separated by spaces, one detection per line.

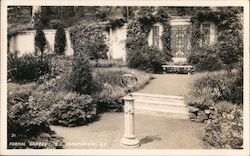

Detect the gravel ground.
xmin=51 ymin=112 xmax=205 ymax=149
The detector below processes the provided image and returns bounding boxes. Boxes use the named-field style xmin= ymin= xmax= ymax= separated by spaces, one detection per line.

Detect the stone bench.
xmin=161 ymin=65 xmax=195 ymax=75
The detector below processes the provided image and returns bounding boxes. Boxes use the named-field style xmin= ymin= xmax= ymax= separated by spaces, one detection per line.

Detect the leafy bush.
xmin=7 ymin=84 xmax=53 ymax=148
xmin=7 ymin=83 xmax=64 ymax=149
xmin=187 ymin=46 xmax=223 ymax=72
xmin=69 ymin=21 xmax=108 ymax=60
xmin=126 ymin=40 xmax=165 ymax=72
xmin=126 ymin=12 xmax=172 ymax=73
xmin=90 ymin=59 xmax=127 ymax=68
xmin=8 ymin=82 xmax=37 ymax=103
xmin=93 ymin=84 xmax=124 ymax=112
xmin=202 ymin=102 xmax=243 ymax=149
xmin=186 ymin=70 xmax=243 ymax=109
xmin=185 ymin=73 xmax=224 ymax=109
xmin=190 ymin=10 xmax=243 ymax=73
xmin=217 ymin=10 xmax=243 ymax=73
xmin=185 ymin=70 xmax=243 ymax=122
xmin=92 ymin=67 xmax=152 ymax=112
xmin=68 ymin=53 xmax=92 ymax=94
xmin=54 ymin=25 xmax=66 ymax=55
xmin=34 ymin=28 xmax=47 ymax=56
xmin=30 ymin=90 xmax=66 ymax=111
xmin=49 ymin=55 xmax=73 ymax=77
xmin=50 ymin=92 xmax=96 ymax=127
xmin=8 ymin=100 xmax=50 ymax=138
xmin=222 ymin=69 xmax=243 ymax=104
xmin=7 ymin=53 xmax=51 ymax=82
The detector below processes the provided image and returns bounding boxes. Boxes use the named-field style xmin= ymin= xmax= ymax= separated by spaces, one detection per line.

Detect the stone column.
xmin=120 ymin=94 xmax=140 ymax=147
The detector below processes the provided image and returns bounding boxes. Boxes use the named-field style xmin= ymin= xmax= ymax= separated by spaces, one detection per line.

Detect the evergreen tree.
xmin=34 ymin=27 xmax=46 ymax=56
xmin=54 ymin=25 xmax=66 ymax=55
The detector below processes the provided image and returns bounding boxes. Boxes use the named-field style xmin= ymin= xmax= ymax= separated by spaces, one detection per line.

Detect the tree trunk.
xmin=30 ymin=6 xmax=41 ymax=24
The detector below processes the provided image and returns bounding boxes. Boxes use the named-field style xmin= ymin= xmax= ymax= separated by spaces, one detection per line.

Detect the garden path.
xmin=51 ymin=112 xmax=204 ymax=149
xmin=135 ymin=74 xmax=192 ymax=96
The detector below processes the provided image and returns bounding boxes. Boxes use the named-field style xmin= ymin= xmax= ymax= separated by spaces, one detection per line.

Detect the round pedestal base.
xmin=120 ymin=137 xmax=140 ymax=148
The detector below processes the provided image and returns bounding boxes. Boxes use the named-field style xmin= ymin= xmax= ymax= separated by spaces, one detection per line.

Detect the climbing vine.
xmin=126 ymin=7 xmax=172 ymax=72
xmin=69 ymin=21 xmax=108 ymax=61
xmin=189 ymin=9 xmax=243 ymax=72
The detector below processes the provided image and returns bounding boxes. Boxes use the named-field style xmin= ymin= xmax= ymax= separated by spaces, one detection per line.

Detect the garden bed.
xmin=7 ymin=55 xmax=152 ymax=148
xmin=185 ymin=69 xmax=243 ymax=149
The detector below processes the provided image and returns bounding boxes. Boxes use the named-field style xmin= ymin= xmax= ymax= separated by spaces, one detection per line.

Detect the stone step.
xmin=135 ymin=100 xmax=188 ymax=112
xmin=135 ymin=98 xmax=185 ymax=107
xmin=132 ymin=93 xmax=189 ymax=119
xmin=133 ymin=93 xmax=184 ymax=104
xmin=135 ymin=107 xmax=190 ymax=120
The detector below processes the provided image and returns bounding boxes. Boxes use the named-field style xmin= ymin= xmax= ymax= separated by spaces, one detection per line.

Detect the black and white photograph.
xmin=0 ymin=0 xmax=249 ymax=155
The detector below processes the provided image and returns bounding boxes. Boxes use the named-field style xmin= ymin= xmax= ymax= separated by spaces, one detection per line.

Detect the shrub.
xmin=187 ymin=46 xmax=223 ymax=72
xmin=185 ymin=70 xmax=243 ymax=122
xmin=217 ymin=10 xmax=243 ymax=73
xmin=46 ymin=55 xmax=73 ymax=78
xmin=92 ymin=67 xmax=152 ymax=112
xmin=126 ymin=41 xmax=165 ymax=72
xmin=69 ymin=21 xmax=108 ymax=61
xmin=190 ymin=10 xmax=243 ymax=73
xmin=185 ymin=73 xmax=224 ymax=109
xmin=34 ymin=28 xmax=47 ymax=56
xmin=8 ymin=101 xmax=50 ymax=138
xmin=202 ymin=102 xmax=243 ymax=149
xmin=7 ymin=84 xmax=53 ymax=147
xmin=7 ymin=53 xmax=51 ymax=82
xmin=92 ymin=84 xmax=124 ymax=112
xmin=126 ymin=12 xmax=172 ymax=73
xmin=7 ymin=83 xmax=37 ymax=106
xmin=30 ymin=90 xmax=66 ymax=111
xmin=7 ymin=51 xmax=18 ymax=81
xmin=50 ymin=92 xmax=97 ymax=127
xmin=7 ymin=83 xmax=65 ymax=149
xmin=68 ymin=53 xmax=92 ymax=94
xmin=222 ymin=69 xmax=243 ymax=104
xmin=54 ymin=25 xmax=66 ymax=55
xmin=90 ymin=59 xmax=127 ymax=68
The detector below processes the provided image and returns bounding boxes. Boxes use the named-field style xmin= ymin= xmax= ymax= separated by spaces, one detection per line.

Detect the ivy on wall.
xmin=188 ymin=9 xmax=243 ymax=72
xmin=69 ymin=21 xmax=108 ymax=62
xmin=126 ymin=7 xmax=172 ymax=72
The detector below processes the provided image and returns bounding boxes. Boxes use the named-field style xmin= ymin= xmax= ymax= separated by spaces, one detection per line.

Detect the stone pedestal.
xmin=120 ymin=94 xmax=140 ymax=147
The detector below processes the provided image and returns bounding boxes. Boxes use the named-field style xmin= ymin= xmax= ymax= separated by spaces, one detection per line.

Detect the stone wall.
xmin=108 ymin=24 xmax=127 ymax=61
xmin=8 ymin=29 xmax=74 ymax=56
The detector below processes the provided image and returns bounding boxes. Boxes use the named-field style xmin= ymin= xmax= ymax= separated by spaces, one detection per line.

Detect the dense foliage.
xmin=189 ymin=9 xmax=243 ymax=72
xmin=7 ymin=53 xmax=51 ymax=82
xmin=69 ymin=21 xmax=108 ymax=61
xmin=186 ymin=70 xmax=243 ymax=110
xmin=54 ymin=25 xmax=66 ymax=55
xmin=50 ymin=93 xmax=97 ymax=127
xmin=202 ymin=102 xmax=243 ymax=149
xmin=92 ymin=67 xmax=152 ymax=112
xmin=68 ymin=53 xmax=93 ymax=94
xmin=7 ymin=83 xmax=63 ymax=149
xmin=126 ymin=7 xmax=172 ymax=72
xmin=187 ymin=45 xmax=223 ymax=72
xmin=34 ymin=28 xmax=47 ymax=56
xmin=90 ymin=59 xmax=127 ymax=68
xmin=185 ymin=69 xmax=243 ymax=149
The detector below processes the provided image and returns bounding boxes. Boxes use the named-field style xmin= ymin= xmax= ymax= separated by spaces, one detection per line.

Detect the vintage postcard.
xmin=1 ymin=0 xmax=249 ymax=155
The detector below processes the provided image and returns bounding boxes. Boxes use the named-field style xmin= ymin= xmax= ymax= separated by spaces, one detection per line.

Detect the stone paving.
xmin=136 ymin=74 xmax=192 ymax=96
